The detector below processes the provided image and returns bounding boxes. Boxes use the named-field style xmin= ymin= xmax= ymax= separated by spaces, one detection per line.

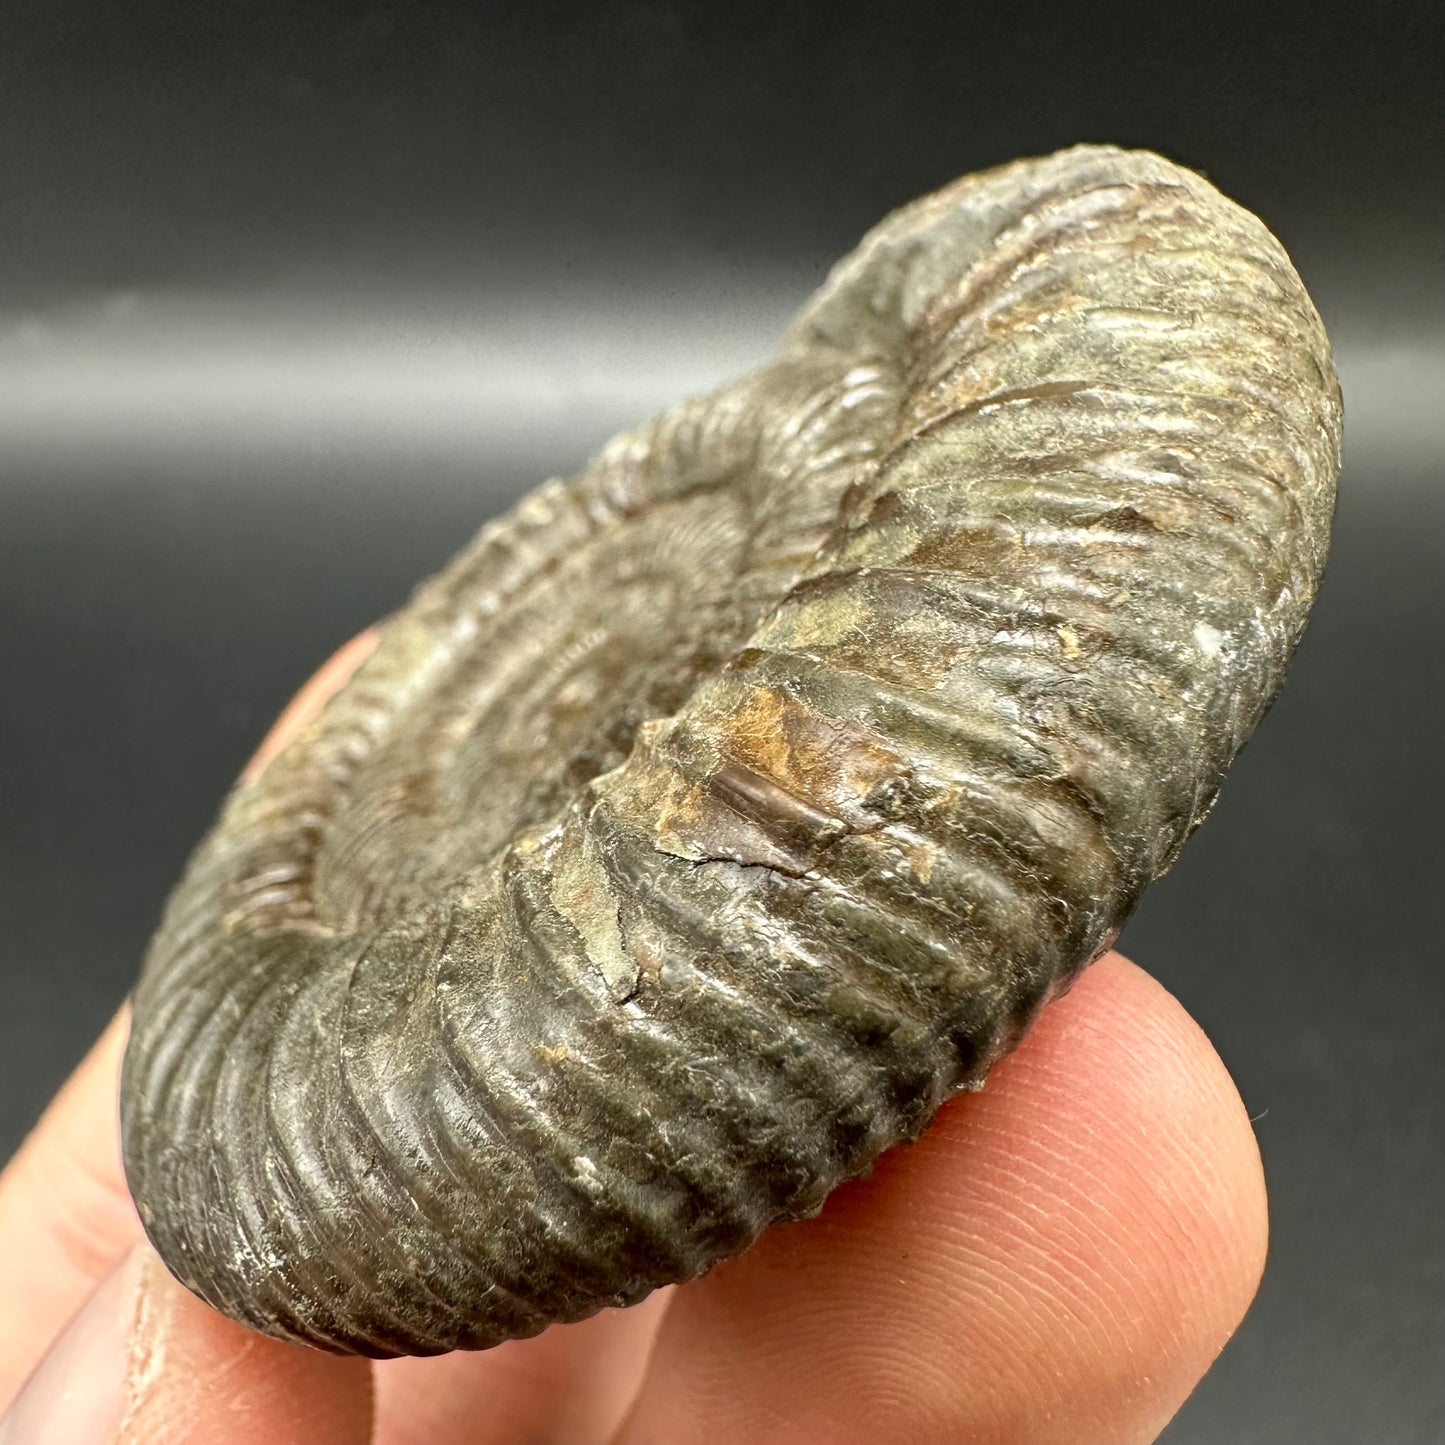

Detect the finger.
xmin=0 ymin=629 xmax=379 ymax=1411
xmin=373 ymin=1289 xmax=672 ymax=1445
xmin=616 ymin=955 xmax=1268 ymax=1445
xmin=0 ymin=1242 xmax=373 ymax=1445
xmin=0 ymin=1008 xmax=141 ymax=1409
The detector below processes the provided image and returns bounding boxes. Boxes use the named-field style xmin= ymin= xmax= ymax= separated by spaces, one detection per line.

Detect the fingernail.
xmin=0 ymin=1246 xmax=145 ymax=1444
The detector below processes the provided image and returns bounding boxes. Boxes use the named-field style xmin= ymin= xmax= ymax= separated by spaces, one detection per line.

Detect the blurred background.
xmin=1 ymin=2 xmax=1441 ymax=1438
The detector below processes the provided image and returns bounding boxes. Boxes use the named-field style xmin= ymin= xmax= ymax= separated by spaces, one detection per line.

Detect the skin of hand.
xmin=0 ymin=632 xmax=1268 ymax=1445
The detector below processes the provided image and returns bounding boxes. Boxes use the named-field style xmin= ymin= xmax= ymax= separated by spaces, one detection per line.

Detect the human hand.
xmin=0 ymin=633 xmax=1267 ymax=1444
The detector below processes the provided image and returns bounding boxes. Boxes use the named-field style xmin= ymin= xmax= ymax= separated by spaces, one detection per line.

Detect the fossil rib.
xmin=120 ymin=145 xmax=1341 ymax=1357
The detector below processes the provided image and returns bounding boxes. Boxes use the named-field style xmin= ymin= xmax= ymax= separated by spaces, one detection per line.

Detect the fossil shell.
xmin=120 ymin=146 xmax=1341 ymax=1356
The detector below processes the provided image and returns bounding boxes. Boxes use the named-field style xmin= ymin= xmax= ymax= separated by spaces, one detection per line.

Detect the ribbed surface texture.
xmin=121 ymin=146 xmax=1342 ymax=1355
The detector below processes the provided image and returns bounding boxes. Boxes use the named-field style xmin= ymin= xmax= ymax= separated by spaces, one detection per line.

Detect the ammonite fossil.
xmin=120 ymin=145 xmax=1342 ymax=1356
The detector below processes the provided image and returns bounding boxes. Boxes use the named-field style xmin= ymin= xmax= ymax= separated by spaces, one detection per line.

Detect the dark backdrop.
xmin=2 ymin=3 xmax=1442 ymax=1440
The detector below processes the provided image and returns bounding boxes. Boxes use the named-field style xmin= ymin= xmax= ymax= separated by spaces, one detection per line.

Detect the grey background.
xmin=1 ymin=2 xmax=1442 ymax=1439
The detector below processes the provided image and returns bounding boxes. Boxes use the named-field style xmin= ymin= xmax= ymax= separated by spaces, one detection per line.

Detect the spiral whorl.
xmin=121 ymin=146 xmax=1341 ymax=1355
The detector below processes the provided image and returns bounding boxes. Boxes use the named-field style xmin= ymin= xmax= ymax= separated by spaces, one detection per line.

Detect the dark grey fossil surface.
xmin=112 ymin=146 xmax=1342 ymax=1356
xmin=7 ymin=3 xmax=1445 ymax=1434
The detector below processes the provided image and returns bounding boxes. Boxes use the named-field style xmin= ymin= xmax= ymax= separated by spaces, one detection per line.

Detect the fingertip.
xmin=619 ymin=952 xmax=1268 ymax=1445
xmin=943 ymin=951 xmax=1269 ymax=1437
xmin=1063 ymin=954 xmax=1269 ymax=1320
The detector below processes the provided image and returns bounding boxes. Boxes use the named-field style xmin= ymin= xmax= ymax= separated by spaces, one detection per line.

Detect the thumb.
xmin=0 ymin=1244 xmax=372 ymax=1444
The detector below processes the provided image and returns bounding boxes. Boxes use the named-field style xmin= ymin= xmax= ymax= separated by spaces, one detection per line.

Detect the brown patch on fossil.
xmin=714 ymin=686 xmax=910 ymax=821
xmin=708 ymin=762 xmax=848 ymax=852
xmin=627 ymin=684 xmax=915 ymax=876
xmin=903 ymin=518 xmax=1026 ymax=575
